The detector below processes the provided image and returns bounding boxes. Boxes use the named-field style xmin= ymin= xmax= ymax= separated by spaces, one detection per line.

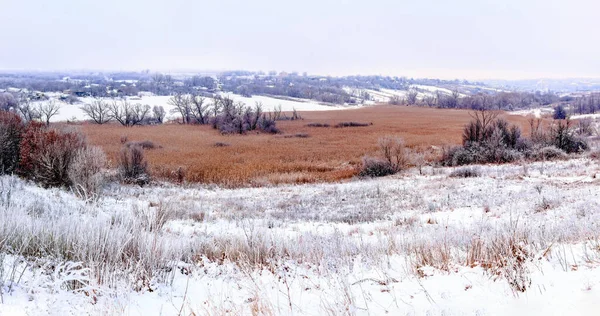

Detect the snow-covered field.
xmin=511 ymin=107 xmax=554 ymax=118
xmin=2 ymin=157 xmax=600 ymax=315
xmin=38 ymin=93 xmax=362 ymax=123
xmin=343 ymin=85 xmax=460 ymax=104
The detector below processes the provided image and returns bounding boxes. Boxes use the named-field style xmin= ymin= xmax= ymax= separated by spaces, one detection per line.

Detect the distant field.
xmin=81 ymin=105 xmax=530 ymax=187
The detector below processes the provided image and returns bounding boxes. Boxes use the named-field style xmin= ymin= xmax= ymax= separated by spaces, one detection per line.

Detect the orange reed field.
xmin=80 ymin=105 xmax=531 ymax=187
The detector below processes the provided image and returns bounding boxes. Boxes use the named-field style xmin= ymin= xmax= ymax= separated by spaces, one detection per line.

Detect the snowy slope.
xmin=1 ymin=158 xmax=600 ymax=315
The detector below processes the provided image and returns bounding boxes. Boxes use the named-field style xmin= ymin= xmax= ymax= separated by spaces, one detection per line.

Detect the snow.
xmin=511 ymin=107 xmax=554 ymax=118
xmin=343 ymin=87 xmax=407 ymax=103
xmin=571 ymin=113 xmax=600 ymax=120
xmin=411 ymin=84 xmax=454 ymax=95
xmin=2 ymin=158 xmax=600 ymax=314
xmin=38 ymin=93 xmax=362 ymax=123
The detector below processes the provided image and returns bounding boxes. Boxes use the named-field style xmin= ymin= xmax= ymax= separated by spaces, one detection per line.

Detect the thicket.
xmin=359 ymin=136 xmax=415 ymax=177
xmin=441 ymin=110 xmax=588 ymax=166
xmin=168 ymin=94 xmax=280 ymax=134
xmin=0 ymin=110 xmax=107 ymax=199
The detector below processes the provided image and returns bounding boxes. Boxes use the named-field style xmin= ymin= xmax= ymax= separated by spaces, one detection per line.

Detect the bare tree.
xmin=108 ymin=100 xmax=150 ymax=127
xmin=0 ymin=92 xmax=18 ymax=111
xmin=406 ymin=90 xmax=418 ymax=105
xmin=81 ymin=99 xmax=112 ymax=124
xmin=190 ymin=94 xmax=209 ymax=124
xmin=463 ymin=109 xmax=500 ymax=144
xmin=249 ymin=102 xmax=263 ymax=130
xmin=37 ymin=101 xmax=61 ymax=125
xmin=423 ymin=95 xmax=437 ymax=107
xmin=168 ymin=94 xmax=193 ymax=124
xmin=153 ymin=106 xmax=166 ymax=124
xmin=388 ymin=95 xmax=403 ymax=105
xmin=130 ymin=104 xmax=151 ymax=126
xmin=109 ymin=100 xmax=132 ymax=126
xmin=16 ymin=98 xmax=40 ymax=122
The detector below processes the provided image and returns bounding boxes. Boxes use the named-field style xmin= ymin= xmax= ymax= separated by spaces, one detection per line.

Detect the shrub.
xmin=282 ymin=133 xmax=310 ymax=138
xmin=210 ymin=98 xmax=280 ymax=134
xmin=560 ymin=136 xmax=588 ymax=154
xmin=549 ymin=119 xmax=588 ymax=153
xmin=214 ymin=142 xmax=230 ymax=147
xmin=118 ymin=145 xmax=150 ymax=185
xmin=379 ymin=136 xmax=411 ymax=171
xmin=449 ymin=166 xmax=481 ymax=178
xmin=444 ymin=109 xmax=585 ymax=166
xmin=19 ymin=124 xmax=87 ymax=188
xmin=126 ymin=140 xmax=160 ymax=150
xmin=257 ymin=116 xmax=279 ymax=134
xmin=334 ymin=122 xmax=372 ymax=128
xmin=589 ymin=150 xmax=600 ymax=160
xmin=528 ymin=146 xmax=568 ymax=161
xmin=576 ymin=118 xmax=594 ymax=136
xmin=441 ymin=145 xmax=483 ymax=166
xmin=359 ymin=156 xmax=396 ymax=177
xmin=0 ymin=111 xmax=25 ymax=174
xmin=553 ymin=104 xmax=567 ymax=120
xmin=306 ymin=122 xmax=330 ymax=128
xmin=68 ymin=146 xmax=107 ymax=200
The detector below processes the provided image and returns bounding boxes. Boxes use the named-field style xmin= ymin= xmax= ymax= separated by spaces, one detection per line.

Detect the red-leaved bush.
xmin=19 ymin=122 xmax=87 ymax=188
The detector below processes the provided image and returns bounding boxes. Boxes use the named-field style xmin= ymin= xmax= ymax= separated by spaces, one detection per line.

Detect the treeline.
xmin=442 ymin=110 xmax=589 ymax=167
xmin=0 ymin=72 xmax=217 ymax=99
xmin=1 ymin=71 xmax=483 ymax=106
xmin=217 ymin=73 xmax=480 ymax=105
xmin=397 ymin=90 xmax=560 ymax=111
xmin=569 ymin=93 xmax=600 ymax=115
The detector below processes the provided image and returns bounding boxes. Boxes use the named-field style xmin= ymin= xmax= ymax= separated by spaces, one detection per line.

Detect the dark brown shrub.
xmin=0 ymin=111 xmax=25 ymax=174
xmin=529 ymin=146 xmax=568 ymax=161
xmin=334 ymin=122 xmax=372 ymax=128
xmin=359 ymin=156 xmax=396 ymax=178
xmin=126 ymin=140 xmax=160 ymax=150
xmin=282 ymin=133 xmax=310 ymax=138
xmin=306 ymin=123 xmax=330 ymax=128
xmin=118 ymin=145 xmax=150 ymax=185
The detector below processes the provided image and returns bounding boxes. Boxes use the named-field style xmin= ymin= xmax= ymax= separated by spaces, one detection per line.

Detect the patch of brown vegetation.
xmin=81 ymin=105 xmax=529 ymax=187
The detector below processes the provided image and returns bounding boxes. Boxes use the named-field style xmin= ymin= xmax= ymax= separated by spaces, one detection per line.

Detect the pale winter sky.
xmin=0 ymin=0 xmax=599 ymax=80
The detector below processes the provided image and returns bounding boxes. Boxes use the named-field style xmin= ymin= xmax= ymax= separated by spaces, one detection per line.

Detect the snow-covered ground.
xmin=36 ymin=93 xmax=362 ymax=123
xmin=343 ymin=84 xmax=468 ymax=104
xmin=571 ymin=113 xmax=600 ymax=120
xmin=511 ymin=107 xmax=554 ymax=118
xmin=2 ymin=157 xmax=600 ymax=315
xmin=411 ymin=84 xmax=455 ymax=95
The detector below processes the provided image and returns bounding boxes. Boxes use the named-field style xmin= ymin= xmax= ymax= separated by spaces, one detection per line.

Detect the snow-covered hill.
xmin=2 ymin=158 xmax=600 ymax=315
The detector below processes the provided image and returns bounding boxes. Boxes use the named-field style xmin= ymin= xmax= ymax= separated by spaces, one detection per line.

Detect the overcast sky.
xmin=1 ymin=0 xmax=599 ymax=80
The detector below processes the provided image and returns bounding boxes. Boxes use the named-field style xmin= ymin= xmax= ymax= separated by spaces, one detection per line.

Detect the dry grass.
xmin=80 ymin=105 xmax=529 ymax=187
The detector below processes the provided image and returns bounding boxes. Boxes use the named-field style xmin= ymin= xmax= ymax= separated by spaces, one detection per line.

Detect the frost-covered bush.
xmin=528 ymin=146 xmax=568 ymax=161
xmin=449 ymin=166 xmax=481 ymax=178
xmin=118 ymin=145 xmax=150 ymax=185
xmin=359 ymin=156 xmax=396 ymax=177
xmin=379 ymin=136 xmax=411 ymax=171
xmin=548 ymin=119 xmax=588 ymax=153
xmin=68 ymin=146 xmax=107 ymax=201
xmin=442 ymin=110 xmax=585 ymax=166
